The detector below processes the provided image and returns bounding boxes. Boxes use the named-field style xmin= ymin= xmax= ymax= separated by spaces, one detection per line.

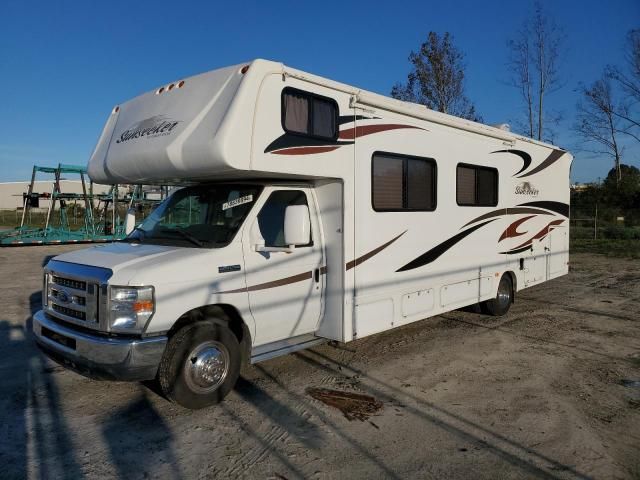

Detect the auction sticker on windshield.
xmin=222 ymin=195 xmax=253 ymax=211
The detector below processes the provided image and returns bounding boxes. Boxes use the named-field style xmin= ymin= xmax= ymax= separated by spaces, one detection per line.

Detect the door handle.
xmin=314 ymin=268 xmax=320 ymax=283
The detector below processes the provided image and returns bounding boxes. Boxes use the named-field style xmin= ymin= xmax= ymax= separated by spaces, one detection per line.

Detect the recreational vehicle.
xmin=33 ymin=60 xmax=572 ymax=408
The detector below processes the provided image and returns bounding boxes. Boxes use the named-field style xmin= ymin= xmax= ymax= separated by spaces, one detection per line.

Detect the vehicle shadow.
xmin=0 ymin=290 xmax=85 ymax=480
xmin=101 ymin=390 xmax=183 ymax=480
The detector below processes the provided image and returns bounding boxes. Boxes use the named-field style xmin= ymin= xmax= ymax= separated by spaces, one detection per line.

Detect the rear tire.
xmin=158 ymin=320 xmax=241 ymax=409
xmin=482 ymin=274 xmax=513 ymax=316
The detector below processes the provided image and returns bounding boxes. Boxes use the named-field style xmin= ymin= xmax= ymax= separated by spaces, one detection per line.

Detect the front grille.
xmin=51 ymin=289 xmax=86 ymax=306
xmin=52 ymin=303 xmax=87 ymax=320
xmin=46 ymin=272 xmax=98 ymax=327
xmin=52 ymin=275 xmax=86 ymax=291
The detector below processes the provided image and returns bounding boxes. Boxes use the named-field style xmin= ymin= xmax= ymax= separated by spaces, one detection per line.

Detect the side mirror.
xmin=284 ymin=205 xmax=311 ymax=246
xmin=125 ymin=208 xmax=136 ymax=235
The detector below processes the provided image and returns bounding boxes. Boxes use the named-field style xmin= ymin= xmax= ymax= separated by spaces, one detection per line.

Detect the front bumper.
xmin=32 ymin=310 xmax=167 ymax=381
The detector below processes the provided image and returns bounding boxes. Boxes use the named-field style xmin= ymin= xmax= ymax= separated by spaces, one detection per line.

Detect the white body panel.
xmin=59 ymin=59 xmax=572 ymax=357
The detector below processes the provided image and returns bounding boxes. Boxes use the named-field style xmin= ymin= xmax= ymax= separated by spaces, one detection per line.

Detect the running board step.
xmin=250 ymin=334 xmax=326 ymax=364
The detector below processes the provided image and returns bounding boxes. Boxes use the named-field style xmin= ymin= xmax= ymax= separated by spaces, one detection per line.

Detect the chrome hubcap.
xmin=184 ymin=341 xmax=230 ymax=394
xmin=497 ymin=278 xmax=511 ymax=308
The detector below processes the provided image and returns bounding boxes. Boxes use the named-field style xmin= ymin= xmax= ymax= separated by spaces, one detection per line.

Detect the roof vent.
xmin=492 ymin=123 xmax=511 ymax=132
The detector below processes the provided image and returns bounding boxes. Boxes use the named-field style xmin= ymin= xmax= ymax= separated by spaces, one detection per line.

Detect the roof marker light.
xmin=168 ymin=83 xmax=175 ymax=91
xmin=240 ymin=65 xmax=250 ymax=74
xmin=156 ymin=87 xmax=164 ymax=95
xmin=112 ymin=105 xmax=120 ymax=114
xmin=178 ymin=80 xmax=185 ymax=88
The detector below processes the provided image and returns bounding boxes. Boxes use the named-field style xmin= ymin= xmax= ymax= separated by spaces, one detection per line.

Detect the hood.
xmin=52 ymin=242 xmax=183 ymax=271
xmin=49 ymin=241 xmax=245 ymax=291
xmin=50 ymin=242 xmax=223 ymax=287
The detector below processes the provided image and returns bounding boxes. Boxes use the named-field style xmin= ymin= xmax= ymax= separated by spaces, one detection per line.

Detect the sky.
xmin=1 ymin=0 xmax=638 ymax=184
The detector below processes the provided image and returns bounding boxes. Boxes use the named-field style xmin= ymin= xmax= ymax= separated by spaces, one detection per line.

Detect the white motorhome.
xmin=33 ymin=60 xmax=572 ymax=409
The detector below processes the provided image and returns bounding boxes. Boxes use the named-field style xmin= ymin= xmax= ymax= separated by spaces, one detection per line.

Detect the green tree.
xmin=602 ymin=164 xmax=640 ymax=207
xmin=391 ymin=32 xmax=481 ymax=121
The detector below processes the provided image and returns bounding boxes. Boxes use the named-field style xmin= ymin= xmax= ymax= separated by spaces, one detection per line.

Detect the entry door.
xmin=547 ymin=225 xmax=568 ymax=278
xmin=242 ymin=188 xmax=324 ymax=346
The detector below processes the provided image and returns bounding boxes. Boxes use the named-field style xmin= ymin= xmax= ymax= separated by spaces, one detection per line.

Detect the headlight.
xmin=109 ymin=286 xmax=154 ymax=333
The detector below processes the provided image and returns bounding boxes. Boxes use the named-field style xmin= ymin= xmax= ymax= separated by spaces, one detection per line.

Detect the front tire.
xmin=158 ymin=321 xmax=241 ymax=409
xmin=482 ymin=274 xmax=513 ymax=316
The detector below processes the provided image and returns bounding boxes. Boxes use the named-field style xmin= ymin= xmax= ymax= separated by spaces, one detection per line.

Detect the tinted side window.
xmin=283 ymin=91 xmax=309 ymax=134
xmin=372 ymin=152 xmax=436 ymax=211
xmin=372 ymin=154 xmax=403 ymax=210
xmin=282 ymin=88 xmax=337 ymax=140
xmin=258 ymin=190 xmax=311 ymax=247
xmin=456 ymin=164 xmax=498 ymax=206
xmin=406 ymin=157 xmax=435 ymax=210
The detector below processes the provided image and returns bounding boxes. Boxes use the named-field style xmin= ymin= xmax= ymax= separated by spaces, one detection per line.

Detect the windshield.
xmin=127 ymin=184 xmax=261 ymax=248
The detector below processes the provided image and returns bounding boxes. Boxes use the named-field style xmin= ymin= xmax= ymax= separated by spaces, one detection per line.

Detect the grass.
xmin=571 ymin=238 xmax=640 ymax=259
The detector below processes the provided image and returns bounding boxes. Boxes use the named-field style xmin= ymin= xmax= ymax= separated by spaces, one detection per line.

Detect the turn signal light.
xmin=133 ymin=300 xmax=154 ymax=313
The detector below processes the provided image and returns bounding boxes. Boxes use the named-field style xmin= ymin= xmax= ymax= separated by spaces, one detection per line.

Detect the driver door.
xmin=242 ymin=187 xmax=324 ymax=346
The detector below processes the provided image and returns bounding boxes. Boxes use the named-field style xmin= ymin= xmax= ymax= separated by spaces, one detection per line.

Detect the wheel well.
xmin=168 ymin=304 xmax=252 ymax=363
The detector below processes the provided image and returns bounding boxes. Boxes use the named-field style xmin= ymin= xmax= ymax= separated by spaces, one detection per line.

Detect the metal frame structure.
xmin=1 ymin=164 xmax=164 ymax=246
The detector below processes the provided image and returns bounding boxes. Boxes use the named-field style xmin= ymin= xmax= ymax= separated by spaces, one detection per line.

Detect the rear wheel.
xmin=158 ymin=320 xmax=241 ymax=409
xmin=482 ymin=274 xmax=513 ymax=316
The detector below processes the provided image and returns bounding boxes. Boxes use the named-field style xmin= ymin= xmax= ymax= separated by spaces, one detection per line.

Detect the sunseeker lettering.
xmin=515 ymin=182 xmax=539 ymax=196
xmin=115 ymin=116 xmax=181 ymax=144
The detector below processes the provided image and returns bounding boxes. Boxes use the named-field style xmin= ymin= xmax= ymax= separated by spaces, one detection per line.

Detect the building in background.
xmin=0 ymin=181 xmax=116 ymax=210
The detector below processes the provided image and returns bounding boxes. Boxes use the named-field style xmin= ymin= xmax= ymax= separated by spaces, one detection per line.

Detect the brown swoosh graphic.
xmin=216 ymin=271 xmax=313 ymax=294
xmin=217 ymin=232 xmax=407 ymax=294
xmin=339 ymin=124 xmax=422 ymax=140
xmin=518 ymin=149 xmax=565 ymax=178
xmin=498 ymin=215 xmax=536 ymax=242
xmin=512 ymin=219 xmax=565 ymax=250
xmin=461 ymin=207 xmax=552 ymax=229
xmin=346 ymin=230 xmax=407 ymax=270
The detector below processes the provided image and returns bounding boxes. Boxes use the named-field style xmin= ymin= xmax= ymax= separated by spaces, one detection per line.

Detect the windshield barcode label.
xmin=222 ymin=195 xmax=253 ymax=211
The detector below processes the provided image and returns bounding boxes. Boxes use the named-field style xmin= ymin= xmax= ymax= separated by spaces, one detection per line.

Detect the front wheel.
xmin=158 ymin=321 xmax=241 ymax=409
xmin=482 ymin=274 xmax=513 ymax=316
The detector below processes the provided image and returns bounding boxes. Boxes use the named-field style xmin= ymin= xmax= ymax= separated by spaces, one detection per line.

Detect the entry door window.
xmin=257 ymin=190 xmax=312 ymax=247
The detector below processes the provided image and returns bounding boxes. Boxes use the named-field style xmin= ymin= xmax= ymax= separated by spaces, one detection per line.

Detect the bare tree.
xmin=606 ymin=28 xmax=640 ymax=143
xmin=391 ymin=32 xmax=481 ymax=121
xmin=507 ymin=27 xmax=534 ymax=137
xmin=574 ymin=76 xmax=624 ymax=186
xmin=506 ymin=1 xmax=564 ymax=141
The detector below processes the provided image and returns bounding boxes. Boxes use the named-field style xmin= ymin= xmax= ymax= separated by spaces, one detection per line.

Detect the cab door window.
xmin=257 ymin=190 xmax=312 ymax=247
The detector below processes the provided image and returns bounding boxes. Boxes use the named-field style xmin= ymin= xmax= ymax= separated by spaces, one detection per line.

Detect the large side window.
xmin=456 ymin=164 xmax=498 ymax=206
xmin=282 ymin=88 xmax=338 ymax=140
xmin=257 ymin=190 xmax=312 ymax=247
xmin=372 ymin=152 xmax=437 ymax=211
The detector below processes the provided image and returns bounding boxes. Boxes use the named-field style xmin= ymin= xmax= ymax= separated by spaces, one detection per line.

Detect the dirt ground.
xmin=0 ymin=245 xmax=639 ymax=480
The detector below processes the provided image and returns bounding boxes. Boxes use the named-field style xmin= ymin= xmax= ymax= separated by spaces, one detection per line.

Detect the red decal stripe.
xmin=339 ymin=124 xmax=421 ymax=140
xmin=271 ymin=146 xmax=340 ymax=155
xmin=512 ymin=219 xmax=564 ymax=249
xmin=498 ymin=215 xmax=536 ymax=242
